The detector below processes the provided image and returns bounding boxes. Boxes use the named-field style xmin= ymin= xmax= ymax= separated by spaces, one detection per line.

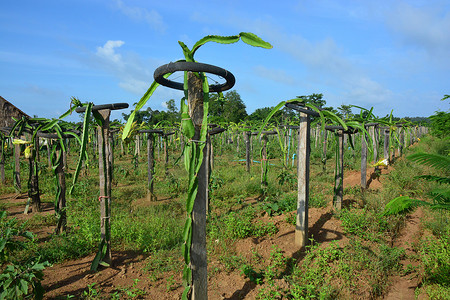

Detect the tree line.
xmin=121 ymin=90 xmax=432 ymax=126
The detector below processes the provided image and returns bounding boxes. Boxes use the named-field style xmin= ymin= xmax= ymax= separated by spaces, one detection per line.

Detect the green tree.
xmin=209 ymin=90 xmax=247 ymax=123
xmin=428 ymin=95 xmax=450 ymax=138
xmin=293 ymin=93 xmax=338 ymax=122
xmin=337 ymin=104 xmax=353 ymax=119
xmin=297 ymin=93 xmax=326 ymax=108
xmin=122 ymin=99 xmax=180 ymax=126
xmin=122 ymin=107 xmax=152 ymax=124
xmin=248 ymin=107 xmax=281 ymax=123
xmin=165 ymin=99 xmax=178 ymax=115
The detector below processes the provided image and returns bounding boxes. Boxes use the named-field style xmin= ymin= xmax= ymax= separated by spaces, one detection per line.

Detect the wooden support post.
xmin=286 ymin=127 xmax=291 ymax=166
xmin=398 ymin=127 xmax=404 ymax=157
xmin=403 ymin=127 xmax=411 ymax=148
xmin=35 ymin=136 xmax=40 ymax=163
xmin=134 ymin=134 xmax=140 ymax=158
xmin=187 ymin=72 xmax=208 ymax=300
xmin=205 ymin=133 xmax=211 ymax=215
xmin=410 ymin=128 xmax=414 ymax=145
xmin=322 ymin=129 xmax=327 ymax=172
xmin=147 ymin=133 xmax=156 ymax=201
xmin=109 ymin=132 xmax=115 ymax=183
xmin=98 ymin=109 xmax=112 ymax=267
xmin=22 ymin=137 xmax=42 ymax=214
xmin=47 ymin=138 xmax=52 ymax=167
xmin=55 ymin=145 xmax=67 ymax=234
xmin=369 ymin=126 xmax=377 ymax=164
xmin=315 ymin=126 xmax=319 ymax=148
xmin=244 ymin=131 xmax=251 ymax=173
xmin=209 ymin=134 xmax=214 ymax=171
xmin=158 ymin=136 xmax=161 ymax=159
xmin=334 ymin=130 xmax=344 ymax=210
xmin=63 ymin=139 xmax=68 ymax=170
xmin=29 ymin=150 xmax=41 ymax=213
xmin=360 ymin=132 xmax=367 ymax=192
xmin=14 ymin=143 xmax=21 ymax=191
xmin=0 ymin=140 xmax=5 ymax=184
xmin=384 ymin=128 xmax=389 ymax=162
xmin=164 ymin=135 xmax=169 ymax=176
xmin=295 ymin=112 xmax=310 ymax=247
xmin=261 ymin=134 xmax=268 ymax=190
xmin=391 ymin=129 xmax=396 ymax=161
xmin=343 ymin=133 xmax=348 ymax=148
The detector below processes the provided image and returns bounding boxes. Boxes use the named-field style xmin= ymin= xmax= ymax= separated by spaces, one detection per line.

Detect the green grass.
xmin=1 ymin=131 xmax=448 ymax=299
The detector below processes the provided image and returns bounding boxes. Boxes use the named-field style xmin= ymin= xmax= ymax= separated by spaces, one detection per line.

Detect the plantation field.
xmin=1 ymin=133 xmax=449 ymax=299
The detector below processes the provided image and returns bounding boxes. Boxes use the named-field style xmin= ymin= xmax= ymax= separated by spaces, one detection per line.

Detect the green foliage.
xmin=112 ymin=205 xmax=184 ymax=253
xmin=241 ymin=265 xmax=264 ymax=284
xmin=218 ymin=254 xmax=246 ymax=273
xmin=338 ymin=209 xmax=389 ymax=242
xmin=81 ymin=282 xmax=100 ymax=299
xmin=0 ymin=258 xmax=50 ymax=300
xmin=284 ymin=238 xmax=405 ymax=299
xmin=114 ymin=279 xmax=147 ymax=298
xmin=276 ymin=168 xmax=296 ymax=189
xmin=223 ymin=211 xmax=254 ymax=239
xmin=36 ymin=232 xmax=93 ymax=263
xmin=384 ymin=152 xmax=450 ymax=215
xmin=122 ymin=99 xmax=180 ymax=126
xmin=309 ymin=189 xmax=328 ymax=208
xmin=145 ymin=249 xmax=181 ymax=281
xmin=429 ymin=106 xmax=450 ymax=138
xmin=337 ymin=104 xmax=354 ymax=119
xmin=261 ymin=193 xmax=296 ymax=216
xmin=0 ymin=211 xmax=34 ymax=263
xmin=208 ymin=207 xmax=278 ymax=241
xmin=209 ymin=90 xmax=247 ymax=123
xmin=419 ymin=233 xmax=450 ymax=287
xmin=383 ymin=196 xmax=420 ymax=215
xmin=247 ymin=107 xmax=281 ymax=123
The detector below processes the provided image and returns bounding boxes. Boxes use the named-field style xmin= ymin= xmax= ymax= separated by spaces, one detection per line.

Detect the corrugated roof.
xmin=0 ymin=96 xmax=31 ymax=119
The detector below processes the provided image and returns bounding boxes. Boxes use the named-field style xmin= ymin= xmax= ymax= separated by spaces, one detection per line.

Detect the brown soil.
xmin=383 ymin=208 xmax=427 ymax=300
xmin=1 ymin=164 xmax=424 ymax=300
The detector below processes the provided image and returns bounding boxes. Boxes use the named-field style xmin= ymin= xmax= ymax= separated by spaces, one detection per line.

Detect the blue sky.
xmin=0 ymin=0 xmax=449 ymax=123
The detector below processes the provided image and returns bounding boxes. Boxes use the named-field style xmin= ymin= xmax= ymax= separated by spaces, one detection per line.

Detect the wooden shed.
xmin=0 ymin=96 xmax=30 ymax=128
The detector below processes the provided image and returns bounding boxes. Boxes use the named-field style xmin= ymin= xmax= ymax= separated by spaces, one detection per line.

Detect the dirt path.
xmin=384 ymin=208 xmax=425 ymax=300
xmin=1 ymin=162 xmax=427 ymax=299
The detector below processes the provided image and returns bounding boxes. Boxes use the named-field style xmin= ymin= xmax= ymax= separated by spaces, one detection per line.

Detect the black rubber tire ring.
xmin=75 ymin=103 xmax=129 ymax=113
xmin=208 ymin=127 xmax=226 ymax=135
xmin=139 ymin=129 xmax=164 ymax=135
xmin=153 ymin=61 xmax=235 ymax=92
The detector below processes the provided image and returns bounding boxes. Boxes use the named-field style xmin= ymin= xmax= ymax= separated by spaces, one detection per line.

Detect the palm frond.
xmin=430 ymin=188 xmax=450 ymax=204
xmin=408 ymin=153 xmax=450 ymax=173
xmin=416 ymin=175 xmax=450 ymax=185
xmin=429 ymin=203 xmax=450 ymax=210
xmin=383 ymin=196 xmax=428 ymax=216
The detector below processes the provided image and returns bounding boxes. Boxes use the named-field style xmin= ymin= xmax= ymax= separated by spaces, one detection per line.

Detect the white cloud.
xmin=118 ymin=78 xmax=148 ymax=95
xmin=262 ymin=29 xmax=394 ymax=108
xmin=87 ymin=40 xmax=156 ymax=95
xmin=115 ymin=0 xmax=166 ymax=32
xmin=279 ymin=35 xmax=351 ymax=74
xmin=96 ymin=40 xmax=125 ymax=64
xmin=385 ymin=2 xmax=450 ymax=64
xmin=253 ymin=65 xmax=296 ymax=86
xmin=343 ymin=77 xmax=394 ymax=107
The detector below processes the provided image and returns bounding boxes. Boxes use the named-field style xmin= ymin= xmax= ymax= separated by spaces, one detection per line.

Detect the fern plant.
xmin=384 ymin=152 xmax=450 ymax=215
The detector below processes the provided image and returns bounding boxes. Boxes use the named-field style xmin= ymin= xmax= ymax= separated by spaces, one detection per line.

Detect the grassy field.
xmin=1 ymin=132 xmax=449 ymax=299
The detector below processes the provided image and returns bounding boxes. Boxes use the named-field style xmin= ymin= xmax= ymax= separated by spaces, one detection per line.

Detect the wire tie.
xmin=189 ymin=139 xmax=206 ymax=144
xmin=99 ymin=196 xmax=110 ymax=202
